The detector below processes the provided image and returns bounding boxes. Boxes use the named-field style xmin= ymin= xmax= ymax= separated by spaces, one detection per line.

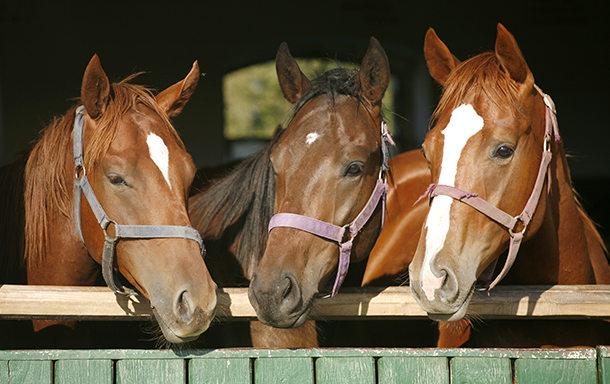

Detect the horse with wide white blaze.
xmin=408 ymin=23 xmax=610 ymax=339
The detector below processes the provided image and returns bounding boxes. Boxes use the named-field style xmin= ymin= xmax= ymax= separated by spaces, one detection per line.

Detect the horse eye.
xmin=346 ymin=163 xmax=364 ymax=177
xmin=495 ymin=146 xmax=514 ymax=159
xmin=108 ymin=175 xmax=128 ymax=187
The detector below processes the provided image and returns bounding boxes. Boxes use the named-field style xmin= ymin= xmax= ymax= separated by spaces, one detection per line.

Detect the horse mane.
xmin=23 ymin=76 xmax=183 ymax=268
xmin=190 ymin=66 xmax=376 ymax=281
xmin=573 ymin=188 xmax=609 ymax=257
xmin=189 ymin=129 xmax=281 ymax=280
xmin=430 ymin=52 xmax=522 ymax=127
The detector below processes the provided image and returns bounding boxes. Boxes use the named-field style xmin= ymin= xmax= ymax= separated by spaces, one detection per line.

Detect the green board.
xmin=0 ymin=347 xmax=605 ymax=383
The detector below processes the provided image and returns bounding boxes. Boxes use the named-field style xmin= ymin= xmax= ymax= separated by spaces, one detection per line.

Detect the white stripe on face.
xmin=306 ymin=132 xmax=319 ymax=146
xmin=146 ymin=133 xmax=171 ymax=189
xmin=421 ymin=104 xmax=484 ymax=301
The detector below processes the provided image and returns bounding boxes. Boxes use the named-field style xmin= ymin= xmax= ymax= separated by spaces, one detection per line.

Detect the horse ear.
xmin=81 ymin=55 xmax=110 ymax=120
xmin=156 ymin=61 xmax=200 ymax=118
xmin=276 ymin=42 xmax=312 ymax=104
xmin=424 ymin=28 xmax=461 ymax=86
xmin=495 ymin=23 xmax=532 ymax=85
xmin=359 ymin=37 xmax=390 ymax=107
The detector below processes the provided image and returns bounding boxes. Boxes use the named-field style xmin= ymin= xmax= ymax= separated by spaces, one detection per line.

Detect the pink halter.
xmin=268 ymin=121 xmax=395 ymax=297
xmin=418 ymin=85 xmax=560 ymax=291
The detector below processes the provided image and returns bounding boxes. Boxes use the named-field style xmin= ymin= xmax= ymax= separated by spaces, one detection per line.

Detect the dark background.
xmin=2 ymin=0 xmax=608 ymax=235
xmin=0 ymin=0 xmax=609 ymax=349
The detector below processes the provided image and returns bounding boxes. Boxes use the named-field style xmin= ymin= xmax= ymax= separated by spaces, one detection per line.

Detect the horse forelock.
xmin=430 ymin=53 xmax=522 ymax=129
xmin=23 ymin=78 xmax=184 ymax=268
xmin=283 ymin=67 xmax=366 ymax=128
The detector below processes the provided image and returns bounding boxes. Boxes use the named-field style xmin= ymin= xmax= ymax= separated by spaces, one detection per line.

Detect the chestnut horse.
xmin=0 ymin=55 xmax=217 ymax=346
xmin=365 ymin=24 xmax=610 ymax=347
xmin=190 ymin=38 xmax=392 ymax=347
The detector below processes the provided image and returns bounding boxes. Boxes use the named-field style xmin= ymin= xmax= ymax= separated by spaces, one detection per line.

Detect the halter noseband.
xmin=268 ymin=121 xmax=395 ymax=297
xmin=418 ymin=85 xmax=560 ymax=291
xmin=73 ymin=105 xmax=205 ymax=295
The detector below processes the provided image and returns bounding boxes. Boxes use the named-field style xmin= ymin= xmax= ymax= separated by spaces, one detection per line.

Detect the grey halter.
xmin=73 ymin=105 xmax=205 ymax=295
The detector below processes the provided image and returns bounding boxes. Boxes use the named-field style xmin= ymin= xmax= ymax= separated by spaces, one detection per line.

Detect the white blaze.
xmin=306 ymin=132 xmax=319 ymax=145
xmin=421 ymin=104 xmax=484 ymax=301
xmin=146 ymin=133 xmax=171 ymax=189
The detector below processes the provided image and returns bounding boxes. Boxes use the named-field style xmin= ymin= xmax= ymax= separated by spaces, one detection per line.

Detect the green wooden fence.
xmin=2 ymin=347 xmax=610 ymax=384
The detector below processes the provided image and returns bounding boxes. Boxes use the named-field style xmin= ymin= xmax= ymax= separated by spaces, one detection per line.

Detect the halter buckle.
xmin=340 ymin=224 xmax=353 ymax=244
xmin=508 ymin=214 xmax=528 ymax=238
xmin=75 ymin=163 xmax=86 ymax=179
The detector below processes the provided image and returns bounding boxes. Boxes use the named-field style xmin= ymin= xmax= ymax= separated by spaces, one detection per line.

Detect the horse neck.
xmin=510 ymin=139 xmax=597 ymax=285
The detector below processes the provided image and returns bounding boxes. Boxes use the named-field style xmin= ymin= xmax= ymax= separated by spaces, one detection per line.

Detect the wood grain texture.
xmin=515 ymin=358 xmax=597 ymax=383
xmin=315 ymin=357 xmax=375 ymax=384
xmin=8 ymin=360 xmax=52 ymax=384
xmin=55 ymin=360 xmax=113 ymax=384
xmin=116 ymin=359 xmax=185 ymax=384
xmin=377 ymin=356 xmax=449 ymax=384
xmin=189 ymin=358 xmax=251 ymax=384
xmin=255 ymin=357 xmax=314 ymax=384
xmin=1 ymin=285 xmax=610 ymax=321
xmin=450 ymin=357 xmax=511 ymax=384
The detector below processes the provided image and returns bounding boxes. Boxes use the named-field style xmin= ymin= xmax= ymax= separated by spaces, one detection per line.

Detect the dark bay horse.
xmin=0 ymin=55 xmax=217 ymax=346
xmin=189 ymin=38 xmax=391 ymax=347
xmin=367 ymin=24 xmax=610 ymax=347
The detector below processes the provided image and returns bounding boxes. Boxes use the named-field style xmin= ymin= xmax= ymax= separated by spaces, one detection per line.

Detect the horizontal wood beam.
xmin=1 ymin=285 xmax=609 ymax=321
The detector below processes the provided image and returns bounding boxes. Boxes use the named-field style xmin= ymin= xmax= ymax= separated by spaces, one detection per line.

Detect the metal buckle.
xmin=508 ymin=214 xmax=528 ymax=238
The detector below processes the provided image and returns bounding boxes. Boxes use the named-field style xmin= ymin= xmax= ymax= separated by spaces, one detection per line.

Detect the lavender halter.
xmin=268 ymin=121 xmax=395 ymax=297
xmin=418 ymin=85 xmax=560 ymax=291
xmin=73 ymin=106 xmax=205 ymax=295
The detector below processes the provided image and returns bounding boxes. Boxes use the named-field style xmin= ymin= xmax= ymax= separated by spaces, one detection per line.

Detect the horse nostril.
xmin=281 ymin=277 xmax=293 ymax=300
xmin=176 ymin=289 xmax=192 ymax=322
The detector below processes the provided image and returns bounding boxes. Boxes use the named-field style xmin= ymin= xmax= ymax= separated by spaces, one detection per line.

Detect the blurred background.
xmin=1 ymin=0 xmax=608 ymax=236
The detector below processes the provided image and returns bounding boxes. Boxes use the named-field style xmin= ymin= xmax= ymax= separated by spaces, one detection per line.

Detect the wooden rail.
xmin=0 ymin=284 xmax=609 ymax=321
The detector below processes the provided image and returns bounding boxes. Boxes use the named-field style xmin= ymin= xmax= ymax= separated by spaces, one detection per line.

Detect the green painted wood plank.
xmin=8 ymin=360 xmax=52 ymax=384
xmin=189 ymin=358 xmax=250 ymax=384
xmin=450 ymin=357 xmax=511 ymax=384
xmin=316 ymin=357 xmax=375 ymax=384
xmin=55 ymin=359 xmax=113 ymax=384
xmin=1 ymin=361 xmax=8 ymax=384
xmin=377 ymin=356 xmax=449 ymax=384
xmin=0 ymin=347 xmax=598 ymax=361
xmin=116 ymin=359 xmax=185 ymax=384
xmin=515 ymin=358 xmax=597 ymax=384
xmin=255 ymin=357 xmax=313 ymax=384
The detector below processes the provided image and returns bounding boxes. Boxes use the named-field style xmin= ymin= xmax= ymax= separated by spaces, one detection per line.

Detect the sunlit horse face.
xmin=79 ymin=56 xmax=217 ymax=342
xmin=249 ymin=39 xmax=389 ymax=328
xmin=409 ymin=25 xmax=548 ymax=321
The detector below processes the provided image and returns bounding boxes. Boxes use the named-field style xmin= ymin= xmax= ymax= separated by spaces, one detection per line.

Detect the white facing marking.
xmin=306 ymin=132 xmax=319 ymax=146
xmin=421 ymin=104 xmax=484 ymax=301
xmin=146 ymin=133 xmax=171 ymax=189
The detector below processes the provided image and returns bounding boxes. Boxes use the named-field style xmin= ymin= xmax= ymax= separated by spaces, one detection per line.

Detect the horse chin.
xmin=424 ymin=282 xmax=474 ymax=322
xmin=151 ymin=306 xmax=211 ymax=344
xmin=256 ymin=299 xmax=313 ymax=329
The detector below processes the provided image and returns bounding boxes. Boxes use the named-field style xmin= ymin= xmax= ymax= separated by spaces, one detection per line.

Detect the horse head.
xmin=249 ymin=38 xmax=391 ymax=328
xmin=76 ymin=56 xmax=217 ymax=342
xmin=409 ymin=24 xmax=551 ymax=321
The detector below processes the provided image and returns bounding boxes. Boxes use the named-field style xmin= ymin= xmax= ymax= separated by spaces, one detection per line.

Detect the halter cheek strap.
xmin=268 ymin=121 xmax=394 ymax=297
xmin=417 ymin=85 xmax=560 ymax=291
xmin=73 ymin=106 xmax=205 ymax=295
